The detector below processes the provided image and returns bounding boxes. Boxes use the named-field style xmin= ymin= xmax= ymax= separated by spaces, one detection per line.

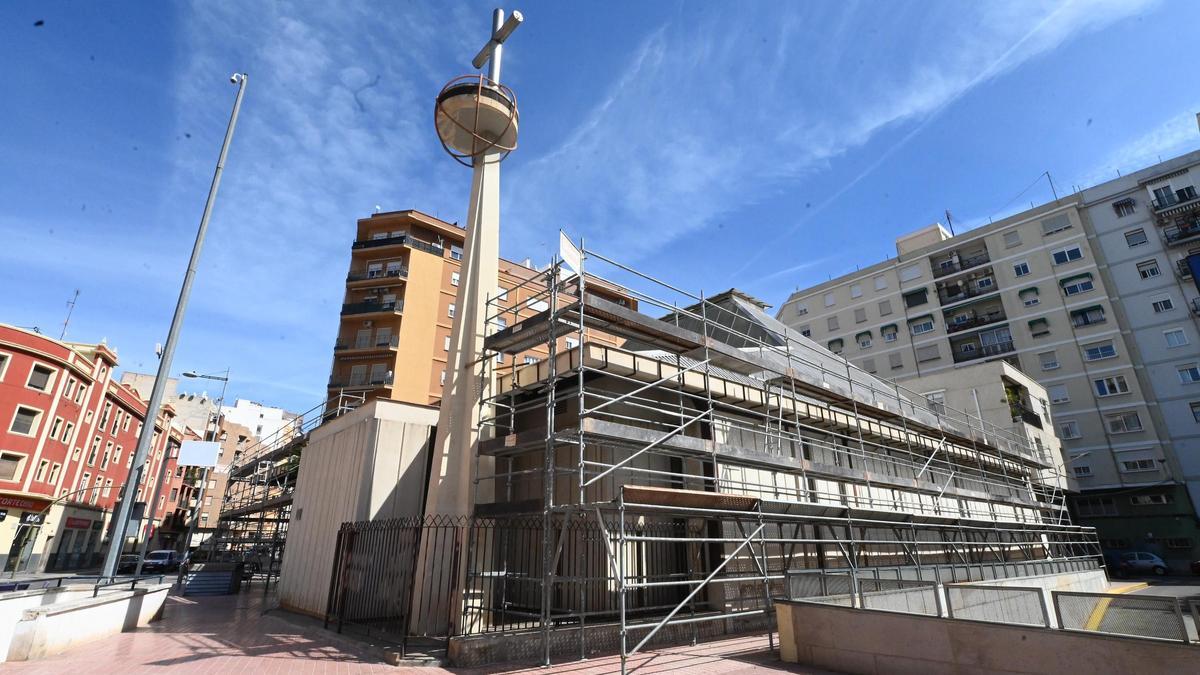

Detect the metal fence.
xmin=785 ymin=569 xmax=939 ymax=616
xmin=946 ymin=584 xmax=1050 ymax=627
xmin=324 ymin=515 xmax=465 ymax=655
xmin=857 ymin=576 xmax=940 ymax=616
xmin=1053 ymin=591 xmax=1189 ymax=643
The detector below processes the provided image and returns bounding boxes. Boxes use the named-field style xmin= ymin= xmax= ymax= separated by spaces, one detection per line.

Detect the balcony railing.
xmin=352 ymin=235 xmax=407 ymax=250
xmin=328 ymin=375 xmax=394 ymax=389
xmin=945 ymin=310 xmax=1006 ymax=334
xmin=1164 ymin=220 xmax=1200 ymax=246
xmin=1177 ymin=259 xmax=1194 ymax=278
xmin=347 ymin=267 xmax=408 ymax=282
xmin=1009 ymin=403 xmax=1044 ymax=430
xmin=335 ymin=335 xmax=400 ymax=351
xmin=952 ymin=339 xmax=1015 ymax=364
xmin=341 ymin=300 xmax=404 ymax=316
xmin=931 ymin=251 xmax=991 ymax=279
xmin=1152 ymin=187 xmax=1199 ymax=211
xmin=938 ymin=282 xmax=997 ymax=306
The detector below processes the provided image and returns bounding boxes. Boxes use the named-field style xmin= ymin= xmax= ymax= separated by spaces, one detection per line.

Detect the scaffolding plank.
xmin=622 ymin=485 xmax=759 ymax=512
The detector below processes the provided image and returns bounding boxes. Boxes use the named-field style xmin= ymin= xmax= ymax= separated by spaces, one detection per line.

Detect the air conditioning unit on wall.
xmin=363 ymin=320 xmax=373 ymax=327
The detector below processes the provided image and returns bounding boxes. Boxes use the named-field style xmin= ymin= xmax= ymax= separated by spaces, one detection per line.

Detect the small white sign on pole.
xmin=178 ymin=440 xmax=221 ymax=468
xmin=559 ymin=230 xmax=582 ymax=280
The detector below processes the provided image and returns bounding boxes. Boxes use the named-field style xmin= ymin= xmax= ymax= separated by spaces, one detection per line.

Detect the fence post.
xmin=323 ymin=527 xmax=344 ymax=630
xmin=1036 ymin=589 xmax=1051 ymax=628
xmin=1050 ymin=591 xmax=1065 ymax=631
xmin=1172 ymin=598 xmax=1189 ymax=644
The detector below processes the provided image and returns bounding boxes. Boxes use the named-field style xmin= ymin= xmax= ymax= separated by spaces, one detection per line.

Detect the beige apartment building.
xmin=778 ymin=150 xmax=1200 ymax=569
xmin=327 ymin=209 xmax=629 ymax=408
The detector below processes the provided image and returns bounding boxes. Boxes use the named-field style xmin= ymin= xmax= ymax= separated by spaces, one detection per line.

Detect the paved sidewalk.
xmin=4 ymin=588 xmax=834 ymax=674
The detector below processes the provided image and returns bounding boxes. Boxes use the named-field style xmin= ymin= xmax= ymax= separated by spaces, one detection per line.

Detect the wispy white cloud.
xmin=505 ymin=0 xmax=1157 ymax=283
xmin=1073 ymin=106 xmax=1200 ymax=187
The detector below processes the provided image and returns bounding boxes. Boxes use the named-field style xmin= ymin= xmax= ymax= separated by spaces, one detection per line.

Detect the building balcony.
xmin=341 ymin=300 xmax=404 ymax=316
xmin=328 ymin=374 xmax=394 ymax=390
xmin=931 ymin=251 xmax=991 ymax=279
xmin=1164 ymin=220 xmax=1200 ymax=247
xmin=352 ymin=234 xmax=407 ymax=250
xmin=952 ymin=339 xmax=1015 ymax=364
xmin=334 ymin=335 xmax=400 ymax=352
xmin=1152 ymin=186 xmax=1199 ymax=211
xmin=1009 ymin=403 xmax=1044 ymax=430
xmin=937 ymin=281 xmax=998 ymax=306
xmin=945 ymin=309 xmax=1007 ymax=334
xmin=1177 ymin=258 xmax=1193 ymax=278
xmin=347 ymin=267 xmax=408 ymax=284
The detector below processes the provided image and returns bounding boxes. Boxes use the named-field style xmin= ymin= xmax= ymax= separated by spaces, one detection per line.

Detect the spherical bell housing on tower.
xmin=434 ymin=74 xmax=519 ymax=166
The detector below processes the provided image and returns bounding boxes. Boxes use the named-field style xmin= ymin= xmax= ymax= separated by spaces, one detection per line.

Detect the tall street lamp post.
xmin=99 ymin=73 xmax=247 ymax=580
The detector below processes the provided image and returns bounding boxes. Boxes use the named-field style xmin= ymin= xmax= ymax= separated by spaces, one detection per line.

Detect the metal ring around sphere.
xmin=434 ymin=74 xmax=519 ymax=167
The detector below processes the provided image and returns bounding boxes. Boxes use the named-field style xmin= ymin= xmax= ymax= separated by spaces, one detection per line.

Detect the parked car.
xmin=116 ymin=554 xmax=141 ymax=575
xmin=1120 ymin=551 xmax=1169 ymax=576
xmin=141 ymin=550 xmax=183 ymax=573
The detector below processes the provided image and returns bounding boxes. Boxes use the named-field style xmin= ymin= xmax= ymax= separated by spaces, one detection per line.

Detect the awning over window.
xmin=880 ymin=323 xmax=898 ymax=333
xmin=907 ymin=314 xmax=934 ymax=323
xmin=1060 ymin=272 xmax=1093 ymax=285
xmin=1071 ymin=304 xmax=1105 ymax=315
xmin=1028 ymin=318 xmax=1049 ymax=327
xmin=1019 ymin=287 xmax=1039 ymax=296
xmin=855 ymin=330 xmax=873 ymax=340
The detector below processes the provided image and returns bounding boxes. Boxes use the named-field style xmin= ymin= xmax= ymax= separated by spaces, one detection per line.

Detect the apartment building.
xmin=0 ymin=324 xmax=195 ymax=573
xmin=327 ymin=209 xmax=627 ymax=408
xmin=777 ymin=149 xmax=1200 ymax=569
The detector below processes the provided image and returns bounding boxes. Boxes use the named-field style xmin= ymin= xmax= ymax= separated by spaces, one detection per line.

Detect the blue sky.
xmin=2 ymin=0 xmax=1199 ymax=413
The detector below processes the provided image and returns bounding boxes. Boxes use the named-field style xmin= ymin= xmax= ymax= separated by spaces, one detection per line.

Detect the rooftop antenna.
xmin=944 ymin=209 xmax=955 ymax=236
xmin=1045 ymin=171 xmax=1059 ymax=201
xmin=59 ymin=289 xmax=80 ymax=340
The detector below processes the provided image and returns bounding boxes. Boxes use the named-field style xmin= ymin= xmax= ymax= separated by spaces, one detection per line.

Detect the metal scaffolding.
xmin=211 ymin=392 xmax=363 ymax=581
xmin=453 ymin=239 xmax=1100 ymax=671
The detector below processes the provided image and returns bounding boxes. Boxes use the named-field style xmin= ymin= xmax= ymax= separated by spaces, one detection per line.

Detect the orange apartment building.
xmin=327 ymin=210 xmax=630 ymax=407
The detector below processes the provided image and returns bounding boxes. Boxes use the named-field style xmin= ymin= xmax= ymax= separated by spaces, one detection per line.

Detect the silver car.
xmin=1120 ymin=551 xmax=1169 ymax=576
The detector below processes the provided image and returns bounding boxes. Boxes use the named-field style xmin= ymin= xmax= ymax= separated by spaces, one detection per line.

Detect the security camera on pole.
xmin=413 ymin=7 xmax=521 ymax=635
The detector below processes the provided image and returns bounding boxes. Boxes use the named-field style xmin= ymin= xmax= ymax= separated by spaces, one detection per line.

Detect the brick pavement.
xmin=3 ymin=588 xmax=837 ymax=674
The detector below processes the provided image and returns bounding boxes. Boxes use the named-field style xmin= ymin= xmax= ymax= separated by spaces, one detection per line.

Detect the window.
xmin=440 ymin=370 xmax=446 ymax=386
xmin=903 ymin=288 xmax=928 ymax=308
xmin=823 ymin=292 xmax=836 ymax=307
xmin=1094 ymin=375 xmax=1130 ymax=397
xmin=1191 ymin=402 xmax=1200 ymax=422
xmin=856 ymin=332 xmax=872 ymax=349
xmin=1073 ymin=465 xmax=1092 ymax=478
xmin=368 ymin=364 xmax=388 ymax=384
xmin=1041 ymin=213 xmax=1072 ymax=235
xmin=915 ymin=345 xmax=940 ymax=362
xmin=1079 ymin=341 xmax=1114 ymax=362
xmin=102 ymin=479 xmax=112 ymax=498
xmin=827 ymin=339 xmax=844 ymax=355
xmin=1105 ymin=411 xmax=1143 ymax=434
xmin=1070 ymin=306 xmax=1105 ymax=327
xmin=1124 ymin=229 xmax=1149 ymax=247
xmin=494 ymin=317 xmax=508 ymax=332
xmin=450 ymin=245 xmax=462 ymax=260
xmin=1165 ymin=328 xmax=1189 ymax=348
xmin=798 ymin=325 xmax=811 ymax=337
xmin=348 ymin=364 xmax=368 ymax=386
xmin=1061 ymin=275 xmax=1093 ymax=296
xmin=113 ymin=446 xmax=121 ymax=465
xmin=444 ymin=336 xmax=451 ymax=351
xmin=854 ymin=308 xmax=867 ymax=324
xmin=1076 ymin=497 xmax=1116 ymax=517
xmin=794 ymin=303 xmax=808 ymax=316
xmin=959 ymin=342 xmax=976 ymax=354
xmin=827 ymin=316 xmax=839 ymax=331
xmin=523 ymin=356 xmax=538 ymax=365
xmin=1178 ymin=364 xmax=1200 ymax=384
xmin=1048 ymin=384 xmax=1069 ymax=404
xmin=1020 ymin=287 xmax=1040 ymax=307
xmin=976 ymin=276 xmax=994 ymax=290
xmin=1151 ymin=296 xmax=1175 ymax=313
xmin=882 ymin=326 xmax=898 ymax=343
xmin=1051 ymin=245 xmax=1083 ymax=265
xmin=1003 ymin=231 xmax=1022 ymax=248
xmin=1013 ymin=261 xmax=1030 ymax=277
xmin=899 ymin=265 xmax=922 ymax=282
xmin=850 ymin=284 xmax=863 ymax=299
xmin=10 ymin=406 xmax=39 ymax=436
xmin=0 ymin=453 xmax=22 ymax=481
xmin=1120 ymin=459 xmax=1157 ymax=474
xmin=910 ymin=318 xmax=934 ymax=335
xmin=874 ymin=276 xmax=887 ymax=291
xmin=496 ymin=287 xmax=509 ymax=302
xmin=0 ymin=353 xmax=8 ymax=381
xmin=861 ymin=358 xmax=876 ymax=373
xmin=48 ymin=463 xmax=60 ymax=483
xmin=1136 ymin=259 xmax=1161 ymax=280
xmin=1155 ymin=184 xmax=1178 ymax=206
xmin=27 ymin=364 xmax=54 ymax=391
xmin=878 ymin=299 xmax=892 ymax=316
xmin=1038 ymin=351 xmax=1059 ymax=370
xmin=1113 ymin=199 xmax=1136 ymax=217
xmin=888 ymin=353 xmax=903 ymax=370
xmin=35 ymin=459 xmax=49 ymax=482
xmin=50 ymin=417 xmax=62 ymax=439
xmin=448 ymin=303 xmax=456 ymax=318
xmin=565 ymin=337 xmax=579 ymax=349
xmin=924 ymin=391 xmax=946 ymax=415
xmin=100 ymin=442 xmax=113 ymax=469
xmin=1029 ymin=317 xmax=1050 ymax=337
xmin=1058 ymin=420 xmax=1081 ymax=439
xmin=525 ymin=299 xmax=550 ymax=312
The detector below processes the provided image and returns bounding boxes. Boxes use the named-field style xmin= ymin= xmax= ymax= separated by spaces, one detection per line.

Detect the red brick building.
xmin=0 ymin=324 xmax=198 ymax=573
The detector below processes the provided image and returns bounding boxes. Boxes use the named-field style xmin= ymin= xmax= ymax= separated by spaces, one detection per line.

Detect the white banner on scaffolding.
xmin=559 ymin=230 xmax=581 ymax=280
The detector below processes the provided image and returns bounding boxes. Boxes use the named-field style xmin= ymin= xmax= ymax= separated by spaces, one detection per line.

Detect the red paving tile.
xmin=3 ymin=588 xmax=836 ymax=674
